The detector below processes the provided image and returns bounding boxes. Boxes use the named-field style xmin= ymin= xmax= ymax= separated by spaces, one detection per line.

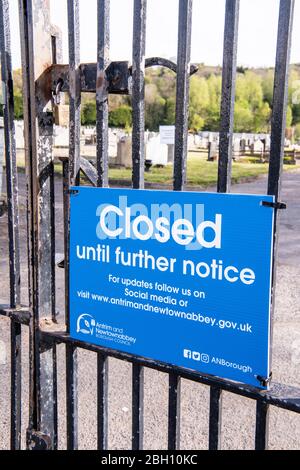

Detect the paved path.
xmin=0 ymin=169 xmax=299 ymax=450
xmin=230 ymin=171 xmax=300 ymax=267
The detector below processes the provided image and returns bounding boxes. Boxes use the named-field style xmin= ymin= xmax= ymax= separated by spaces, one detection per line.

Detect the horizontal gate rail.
xmin=0 ymin=306 xmax=30 ymax=325
xmin=50 ymin=59 xmax=197 ymax=95
xmin=39 ymin=330 xmax=300 ymax=415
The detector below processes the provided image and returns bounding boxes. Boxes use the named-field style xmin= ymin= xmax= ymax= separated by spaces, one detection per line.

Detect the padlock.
xmin=54 ymin=104 xmax=69 ymax=127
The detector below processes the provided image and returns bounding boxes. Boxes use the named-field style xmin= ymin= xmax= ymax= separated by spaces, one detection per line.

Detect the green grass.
xmin=109 ymin=152 xmax=298 ymax=187
xmin=15 ymin=151 xmax=298 ymax=188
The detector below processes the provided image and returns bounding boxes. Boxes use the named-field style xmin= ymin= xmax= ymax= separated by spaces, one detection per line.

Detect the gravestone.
xmin=207 ymin=141 xmax=218 ymax=161
xmin=233 ymin=138 xmax=241 ymax=161
xmin=146 ymin=134 xmax=168 ymax=165
xmin=115 ymin=135 xmax=132 ymax=167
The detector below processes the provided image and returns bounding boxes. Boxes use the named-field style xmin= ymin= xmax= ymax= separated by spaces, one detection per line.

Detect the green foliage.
xmin=14 ymin=90 xmax=24 ymax=120
xmin=292 ymin=104 xmax=300 ymax=126
xmin=261 ymin=70 xmax=274 ymax=106
xmin=81 ymin=100 xmax=96 ymax=126
xmin=0 ymin=91 xmax=23 ymax=119
xmin=233 ymin=71 xmax=271 ymax=132
xmin=4 ymin=64 xmax=300 ymax=134
xmin=188 ymin=76 xmax=209 ymax=131
xmin=0 ymin=70 xmax=23 ymax=119
xmin=286 ymin=105 xmax=293 ymax=128
xmin=294 ymin=123 xmax=300 ymax=140
xmin=109 ymin=104 xmax=132 ymax=129
xmin=164 ymin=97 xmax=176 ymax=125
xmin=234 ymin=103 xmax=253 ymax=132
xmin=205 ymin=74 xmax=222 ymax=130
xmin=108 ymin=153 xmax=296 ymax=186
xmin=145 ymin=95 xmax=165 ymax=131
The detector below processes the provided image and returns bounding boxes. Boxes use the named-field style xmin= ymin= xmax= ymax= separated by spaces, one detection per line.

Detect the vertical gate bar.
xmin=49 ymin=155 xmax=56 ymax=323
xmin=63 ymin=158 xmax=78 ymax=450
xmin=131 ymin=0 xmax=147 ymax=449
xmin=208 ymin=387 xmax=222 ymax=450
xmin=62 ymin=159 xmax=79 ymax=451
xmin=0 ymin=0 xmax=22 ymax=450
xmin=168 ymin=0 xmax=192 ymax=448
xmin=50 ymin=29 xmax=63 ymax=324
xmin=10 ymin=322 xmax=22 ymax=449
xmin=96 ymin=0 xmax=110 ymax=187
xmin=210 ymin=1 xmax=240 ymax=446
xmin=268 ymin=0 xmax=294 ymax=199
xmin=66 ymin=0 xmax=80 ymax=450
xmin=18 ymin=0 xmax=38 ymax=435
xmin=48 ymin=30 xmax=63 ymax=449
xmin=66 ymin=343 xmax=78 ymax=450
xmin=62 ymin=159 xmax=70 ymax=274
xmin=173 ymin=0 xmax=193 ymax=191
xmin=168 ymin=374 xmax=181 ymax=450
xmin=262 ymin=0 xmax=294 ymax=450
xmin=0 ymin=0 xmax=21 ymax=308
xmin=217 ymin=0 xmax=240 ymax=193
xmin=255 ymin=401 xmax=269 ymax=450
xmin=18 ymin=0 xmax=57 ymax=449
xmin=132 ymin=364 xmax=144 ymax=450
xmin=97 ymin=354 xmax=108 ymax=450
xmin=96 ymin=1 xmax=110 ymax=449
xmin=67 ymin=0 xmax=81 ymax=185
xmin=131 ymin=0 xmax=147 ymax=189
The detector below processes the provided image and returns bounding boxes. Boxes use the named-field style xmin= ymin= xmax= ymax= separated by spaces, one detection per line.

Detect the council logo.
xmin=76 ymin=313 xmax=96 ymax=335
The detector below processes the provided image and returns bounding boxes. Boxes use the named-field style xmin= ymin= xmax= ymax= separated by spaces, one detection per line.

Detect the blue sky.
xmin=7 ymin=0 xmax=300 ymax=69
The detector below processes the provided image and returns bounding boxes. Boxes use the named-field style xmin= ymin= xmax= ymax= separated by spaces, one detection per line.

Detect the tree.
xmin=188 ymin=76 xmax=209 ymax=131
xmin=190 ymin=114 xmax=204 ymax=132
xmin=81 ymin=100 xmax=96 ymax=125
xmin=292 ymin=103 xmax=300 ymax=125
xmin=233 ymin=72 xmax=271 ymax=132
xmin=294 ymin=122 xmax=300 ymax=141
xmin=145 ymin=95 xmax=165 ymax=131
xmin=288 ymin=70 xmax=300 ymax=125
xmin=234 ymin=102 xmax=253 ymax=132
xmin=0 ymin=90 xmax=23 ymax=119
xmin=236 ymin=71 xmax=263 ymax=109
xmin=286 ymin=104 xmax=293 ymax=129
xmin=252 ymin=101 xmax=271 ymax=133
xmin=14 ymin=90 xmax=24 ymax=120
xmin=109 ymin=105 xmax=132 ymax=128
xmin=261 ymin=70 xmax=274 ymax=106
xmin=163 ymin=97 xmax=175 ymax=125
xmin=204 ymin=74 xmax=222 ymax=130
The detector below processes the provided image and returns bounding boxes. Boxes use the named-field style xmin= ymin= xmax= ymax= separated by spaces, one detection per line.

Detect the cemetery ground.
xmin=14 ymin=150 xmax=299 ymax=187
xmin=0 ymin=167 xmax=300 ymax=449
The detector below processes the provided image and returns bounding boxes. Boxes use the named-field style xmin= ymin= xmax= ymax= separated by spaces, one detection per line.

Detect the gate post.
xmin=18 ymin=0 xmax=57 ymax=449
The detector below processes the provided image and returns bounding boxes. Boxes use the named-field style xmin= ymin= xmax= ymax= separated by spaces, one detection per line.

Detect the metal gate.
xmin=0 ymin=0 xmax=299 ymax=450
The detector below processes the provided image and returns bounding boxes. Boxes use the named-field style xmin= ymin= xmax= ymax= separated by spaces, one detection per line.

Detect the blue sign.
xmin=69 ymin=187 xmax=275 ymax=389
